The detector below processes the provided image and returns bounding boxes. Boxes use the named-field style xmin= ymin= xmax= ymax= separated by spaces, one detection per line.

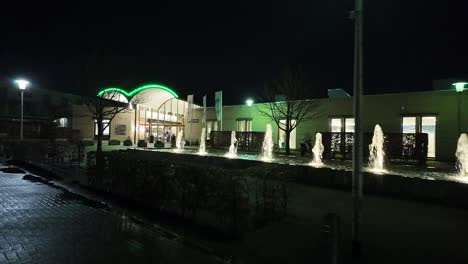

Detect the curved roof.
xmin=97 ymin=84 xmax=179 ymax=99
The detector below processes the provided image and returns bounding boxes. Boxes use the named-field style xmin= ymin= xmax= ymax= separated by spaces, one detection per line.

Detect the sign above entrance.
xmin=97 ymin=83 xmax=179 ymax=100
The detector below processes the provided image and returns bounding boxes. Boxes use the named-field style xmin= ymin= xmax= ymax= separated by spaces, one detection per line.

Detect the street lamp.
xmin=453 ymin=82 xmax=467 ymax=136
xmin=453 ymin=82 xmax=467 ymax=93
xmin=14 ymin=79 xmax=30 ymax=141
xmin=245 ymin=98 xmax=254 ymax=131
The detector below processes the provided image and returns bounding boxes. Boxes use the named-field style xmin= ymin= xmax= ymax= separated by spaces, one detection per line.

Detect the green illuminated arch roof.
xmin=97 ymin=84 xmax=179 ymax=99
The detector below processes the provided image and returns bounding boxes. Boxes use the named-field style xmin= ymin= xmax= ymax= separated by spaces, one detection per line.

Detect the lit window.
xmin=402 ymin=116 xmax=436 ymax=158
xmin=402 ymin=117 xmax=417 ymax=133
xmin=330 ymin=118 xmax=342 ymax=132
xmin=95 ymin=120 xmax=110 ymax=136
xmin=345 ymin=118 xmax=355 ymax=133
xmin=236 ymin=120 xmax=252 ymax=132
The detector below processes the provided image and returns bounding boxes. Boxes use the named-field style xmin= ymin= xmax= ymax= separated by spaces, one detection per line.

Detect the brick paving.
xmin=0 ymin=169 xmax=221 ymax=264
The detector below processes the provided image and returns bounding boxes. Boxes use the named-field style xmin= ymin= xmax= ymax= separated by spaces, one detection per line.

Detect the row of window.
xmin=329 ymin=116 xmax=437 ymax=158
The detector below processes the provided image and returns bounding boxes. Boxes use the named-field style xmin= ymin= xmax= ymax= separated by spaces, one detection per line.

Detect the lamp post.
xmin=352 ymin=0 xmax=364 ymax=257
xmin=453 ymin=82 xmax=467 ymax=136
xmin=14 ymin=79 xmax=30 ymax=141
xmin=246 ymin=98 xmax=254 ymax=131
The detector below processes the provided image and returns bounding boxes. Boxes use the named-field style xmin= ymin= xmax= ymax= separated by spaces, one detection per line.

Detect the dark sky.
xmin=1 ymin=1 xmax=468 ymax=105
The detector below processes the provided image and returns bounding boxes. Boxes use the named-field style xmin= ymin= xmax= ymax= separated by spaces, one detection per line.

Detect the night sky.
xmin=1 ymin=1 xmax=468 ymax=105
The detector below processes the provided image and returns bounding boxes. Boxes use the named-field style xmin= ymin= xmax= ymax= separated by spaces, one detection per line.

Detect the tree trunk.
xmin=285 ymin=117 xmax=291 ymax=155
xmin=95 ymin=118 xmax=105 ymax=178
xmin=285 ymin=130 xmax=291 ymax=155
xmin=285 ymin=103 xmax=291 ymax=155
xmin=97 ymin=118 xmax=103 ymax=153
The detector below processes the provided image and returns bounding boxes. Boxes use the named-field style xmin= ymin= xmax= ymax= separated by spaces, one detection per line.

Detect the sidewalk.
xmin=0 ymin=163 xmax=223 ymax=264
xmin=217 ymin=182 xmax=468 ymax=263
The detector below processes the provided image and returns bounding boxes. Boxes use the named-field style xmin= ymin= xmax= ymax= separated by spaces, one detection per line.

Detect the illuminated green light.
xmin=246 ymin=98 xmax=254 ymax=107
xmin=97 ymin=87 xmax=128 ymax=97
xmin=97 ymin=83 xmax=179 ymax=99
xmin=452 ymin=82 xmax=467 ymax=93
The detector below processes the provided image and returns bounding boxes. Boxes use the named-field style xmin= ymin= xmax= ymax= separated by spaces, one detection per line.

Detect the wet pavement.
xmin=0 ymin=165 xmax=223 ymax=264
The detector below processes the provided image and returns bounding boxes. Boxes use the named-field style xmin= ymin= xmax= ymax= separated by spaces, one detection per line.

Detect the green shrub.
xmin=123 ymin=139 xmax=133 ymax=146
xmin=154 ymin=141 xmax=164 ymax=148
xmin=137 ymin=140 xmax=147 ymax=147
xmin=108 ymin=139 xmax=121 ymax=146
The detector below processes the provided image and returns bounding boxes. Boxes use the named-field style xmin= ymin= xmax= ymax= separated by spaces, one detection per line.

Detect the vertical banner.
xmin=187 ymin=94 xmax=194 ymax=122
xmin=202 ymin=95 xmax=207 ymax=124
xmin=187 ymin=94 xmax=194 ymax=145
xmin=215 ymin=91 xmax=223 ymax=130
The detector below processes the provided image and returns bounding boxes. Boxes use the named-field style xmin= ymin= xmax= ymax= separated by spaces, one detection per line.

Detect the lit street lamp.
xmin=246 ymin=98 xmax=254 ymax=107
xmin=245 ymin=98 xmax=254 ymax=131
xmin=14 ymin=79 xmax=30 ymax=141
xmin=453 ymin=82 xmax=467 ymax=136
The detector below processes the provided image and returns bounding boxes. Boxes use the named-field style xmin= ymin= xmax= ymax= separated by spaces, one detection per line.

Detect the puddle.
xmin=0 ymin=167 xmax=26 ymax=174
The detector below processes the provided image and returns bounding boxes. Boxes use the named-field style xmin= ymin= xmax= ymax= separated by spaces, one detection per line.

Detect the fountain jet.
xmin=225 ymin=131 xmax=238 ymax=158
xmin=310 ymin=132 xmax=324 ymax=167
xmin=456 ymin=133 xmax=468 ymax=177
xmin=198 ymin=128 xmax=207 ymax=155
xmin=369 ymin=124 xmax=385 ymax=173
xmin=261 ymin=124 xmax=274 ymax=161
xmin=175 ymin=129 xmax=185 ymax=152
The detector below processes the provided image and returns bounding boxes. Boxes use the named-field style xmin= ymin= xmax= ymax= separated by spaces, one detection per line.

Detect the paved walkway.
xmin=0 ymin=166 xmax=221 ymax=264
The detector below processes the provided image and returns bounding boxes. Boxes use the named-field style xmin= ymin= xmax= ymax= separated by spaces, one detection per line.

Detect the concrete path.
xmin=0 ymin=166 xmax=222 ymax=264
xmin=225 ymin=182 xmax=468 ymax=263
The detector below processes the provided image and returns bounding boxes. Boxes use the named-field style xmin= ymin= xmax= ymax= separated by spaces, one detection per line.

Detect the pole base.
xmin=352 ymin=240 xmax=363 ymax=258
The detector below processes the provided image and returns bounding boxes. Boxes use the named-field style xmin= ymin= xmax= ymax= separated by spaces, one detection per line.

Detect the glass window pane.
xmin=102 ymin=120 xmax=110 ymax=135
xmin=236 ymin=120 xmax=243 ymax=132
xmin=247 ymin=120 xmax=252 ymax=132
xmin=345 ymin=118 xmax=355 ymax=133
xmin=402 ymin=117 xmax=417 ymax=133
xmin=421 ymin=116 xmax=436 ymax=158
xmin=330 ymin=118 xmax=342 ymax=132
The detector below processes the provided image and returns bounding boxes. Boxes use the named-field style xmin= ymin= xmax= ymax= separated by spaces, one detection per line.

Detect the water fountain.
xmin=261 ymin=124 xmax=274 ymax=161
xmin=369 ymin=124 xmax=386 ymax=173
xmin=225 ymin=131 xmax=238 ymax=158
xmin=197 ymin=128 xmax=207 ymax=155
xmin=175 ymin=129 xmax=185 ymax=152
xmin=310 ymin=132 xmax=324 ymax=167
xmin=456 ymin=133 xmax=468 ymax=177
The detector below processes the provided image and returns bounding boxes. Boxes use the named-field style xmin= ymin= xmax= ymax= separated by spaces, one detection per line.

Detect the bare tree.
xmin=258 ymin=65 xmax=319 ymax=155
xmin=83 ymin=91 xmax=144 ymax=153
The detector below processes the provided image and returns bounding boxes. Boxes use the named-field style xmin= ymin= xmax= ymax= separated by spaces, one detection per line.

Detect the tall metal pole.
xmin=20 ymin=90 xmax=24 ymax=141
xmin=352 ymin=0 xmax=364 ymax=257
xmin=458 ymin=92 xmax=461 ymax=136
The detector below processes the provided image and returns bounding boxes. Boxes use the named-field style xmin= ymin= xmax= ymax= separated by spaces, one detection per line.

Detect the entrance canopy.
xmin=98 ymin=84 xmax=179 ymax=105
xmin=97 ymin=83 xmax=187 ymax=143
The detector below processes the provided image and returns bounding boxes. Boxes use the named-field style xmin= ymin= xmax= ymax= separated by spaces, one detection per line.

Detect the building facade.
xmin=2 ymin=82 xmax=466 ymax=161
xmin=185 ymin=89 xmax=468 ymax=161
